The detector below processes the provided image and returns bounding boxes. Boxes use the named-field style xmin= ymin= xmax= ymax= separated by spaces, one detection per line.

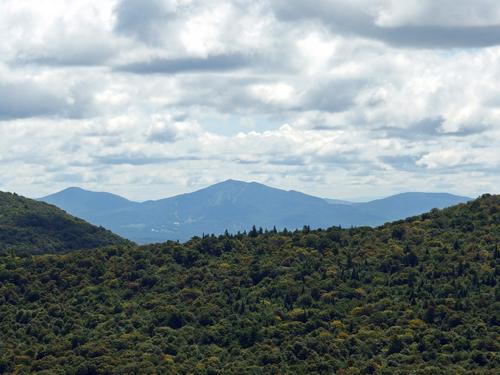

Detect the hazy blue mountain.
xmin=41 ymin=187 xmax=141 ymax=231
xmin=133 ymin=180 xmax=383 ymax=242
xmin=40 ymin=180 xmax=471 ymax=243
xmin=42 ymin=187 xmax=137 ymax=213
xmin=351 ymin=192 xmax=471 ymax=222
xmin=324 ymin=198 xmax=354 ymax=205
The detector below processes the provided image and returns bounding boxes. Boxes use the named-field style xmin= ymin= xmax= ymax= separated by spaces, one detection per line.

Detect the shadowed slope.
xmin=0 ymin=191 xmax=132 ymax=254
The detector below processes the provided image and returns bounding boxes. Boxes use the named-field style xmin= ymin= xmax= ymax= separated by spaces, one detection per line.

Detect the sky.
xmin=0 ymin=0 xmax=499 ymax=201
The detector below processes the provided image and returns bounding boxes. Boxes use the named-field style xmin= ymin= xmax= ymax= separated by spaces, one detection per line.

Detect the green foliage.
xmin=0 ymin=194 xmax=498 ymax=374
xmin=0 ymin=192 xmax=132 ymax=255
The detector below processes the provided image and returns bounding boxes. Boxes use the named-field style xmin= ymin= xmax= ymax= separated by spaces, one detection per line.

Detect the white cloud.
xmin=0 ymin=0 xmax=498 ymax=200
xmin=0 ymin=0 xmax=120 ymax=65
xmin=250 ymin=83 xmax=295 ymax=105
xmin=416 ymin=149 xmax=466 ymax=169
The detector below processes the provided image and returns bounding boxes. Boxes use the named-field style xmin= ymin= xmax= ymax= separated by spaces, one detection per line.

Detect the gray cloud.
xmin=233 ymin=158 xmax=260 ymax=165
xmin=116 ymin=53 xmax=252 ymax=74
xmin=94 ymin=154 xmax=201 ymax=166
xmin=14 ymin=46 xmax=114 ymax=67
xmin=114 ymin=0 xmax=175 ymax=44
xmin=378 ymin=117 xmax=489 ymax=140
xmin=377 ymin=25 xmax=500 ymax=49
xmin=380 ymin=155 xmax=421 ymax=170
xmin=0 ymin=78 xmax=99 ymax=121
xmin=270 ymin=0 xmax=500 ymax=48
xmin=378 ymin=117 xmax=445 ymax=140
xmin=0 ymin=81 xmax=68 ymax=120
xmin=146 ymin=126 xmax=178 ymax=143
xmin=299 ymin=79 xmax=366 ymax=113
xmin=0 ymin=80 xmax=98 ymax=120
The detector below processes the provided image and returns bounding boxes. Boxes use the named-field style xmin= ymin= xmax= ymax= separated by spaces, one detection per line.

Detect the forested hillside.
xmin=0 ymin=192 xmax=132 ymax=255
xmin=0 ymin=195 xmax=498 ymax=374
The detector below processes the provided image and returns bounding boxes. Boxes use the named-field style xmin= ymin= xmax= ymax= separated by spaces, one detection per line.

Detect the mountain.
xmin=42 ymin=187 xmax=138 ymax=214
xmin=40 ymin=180 xmax=471 ymax=243
xmin=133 ymin=180 xmax=384 ymax=242
xmin=0 ymin=191 xmax=132 ymax=254
xmin=350 ymin=192 xmax=472 ymax=222
xmin=40 ymin=180 xmax=382 ymax=243
xmin=1 ymin=195 xmax=498 ymax=373
xmin=324 ymin=198 xmax=354 ymax=205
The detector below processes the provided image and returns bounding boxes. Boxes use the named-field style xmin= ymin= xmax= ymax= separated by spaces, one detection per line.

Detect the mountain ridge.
xmin=40 ymin=180 xmax=472 ymax=243
xmin=0 ymin=191 xmax=132 ymax=254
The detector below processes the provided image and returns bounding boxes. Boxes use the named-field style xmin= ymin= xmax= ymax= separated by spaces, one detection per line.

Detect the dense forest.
xmin=0 ymin=194 xmax=498 ymax=374
xmin=0 ymin=192 xmax=132 ymax=255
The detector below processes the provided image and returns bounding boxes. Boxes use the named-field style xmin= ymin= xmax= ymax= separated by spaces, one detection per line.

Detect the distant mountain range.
xmin=40 ymin=179 xmax=471 ymax=243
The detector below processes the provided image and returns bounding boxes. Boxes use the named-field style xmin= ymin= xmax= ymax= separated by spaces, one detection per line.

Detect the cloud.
xmin=117 ymin=53 xmax=252 ymax=74
xmin=376 ymin=0 xmax=500 ymax=28
xmin=14 ymin=38 xmax=116 ymax=67
xmin=376 ymin=25 xmax=500 ymax=49
xmin=270 ymin=0 xmax=500 ymax=48
xmin=299 ymin=78 xmax=366 ymax=113
xmin=0 ymin=0 xmax=119 ymax=67
xmin=416 ymin=149 xmax=465 ymax=169
xmin=0 ymin=81 xmax=68 ymax=120
xmin=269 ymin=156 xmax=306 ymax=166
xmin=146 ymin=123 xmax=178 ymax=143
xmin=378 ymin=117 xmax=446 ymax=140
xmin=146 ymin=117 xmax=202 ymax=143
xmin=0 ymin=78 xmax=97 ymax=120
xmin=94 ymin=154 xmax=201 ymax=166
xmin=0 ymin=0 xmax=499 ymax=201
xmin=379 ymin=155 xmax=421 ymax=170
xmin=114 ymin=0 xmax=177 ymax=44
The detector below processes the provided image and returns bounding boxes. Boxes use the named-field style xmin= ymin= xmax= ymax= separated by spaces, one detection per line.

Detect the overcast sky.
xmin=1 ymin=0 xmax=499 ymax=201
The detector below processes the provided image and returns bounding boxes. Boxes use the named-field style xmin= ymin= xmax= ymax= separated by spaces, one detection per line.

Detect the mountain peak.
xmin=205 ymin=179 xmax=269 ymax=191
xmin=43 ymin=187 xmax=98 ymax=198
xmin=41 ymin=187 xmax=136 ymax=214
xmin=218 ymin=179 xmax=256 ymax=186
xmin=58 ymin=186 xmax=88 ymax=194
xmin=220 ymin=178 xmax=247 ymax=185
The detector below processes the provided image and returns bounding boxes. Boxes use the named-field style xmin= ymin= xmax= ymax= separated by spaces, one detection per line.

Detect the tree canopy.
xmin=0 ymin=192 xmax=132 ymax=255
xmin=0 ymin=194 xmax=498 ymax=374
